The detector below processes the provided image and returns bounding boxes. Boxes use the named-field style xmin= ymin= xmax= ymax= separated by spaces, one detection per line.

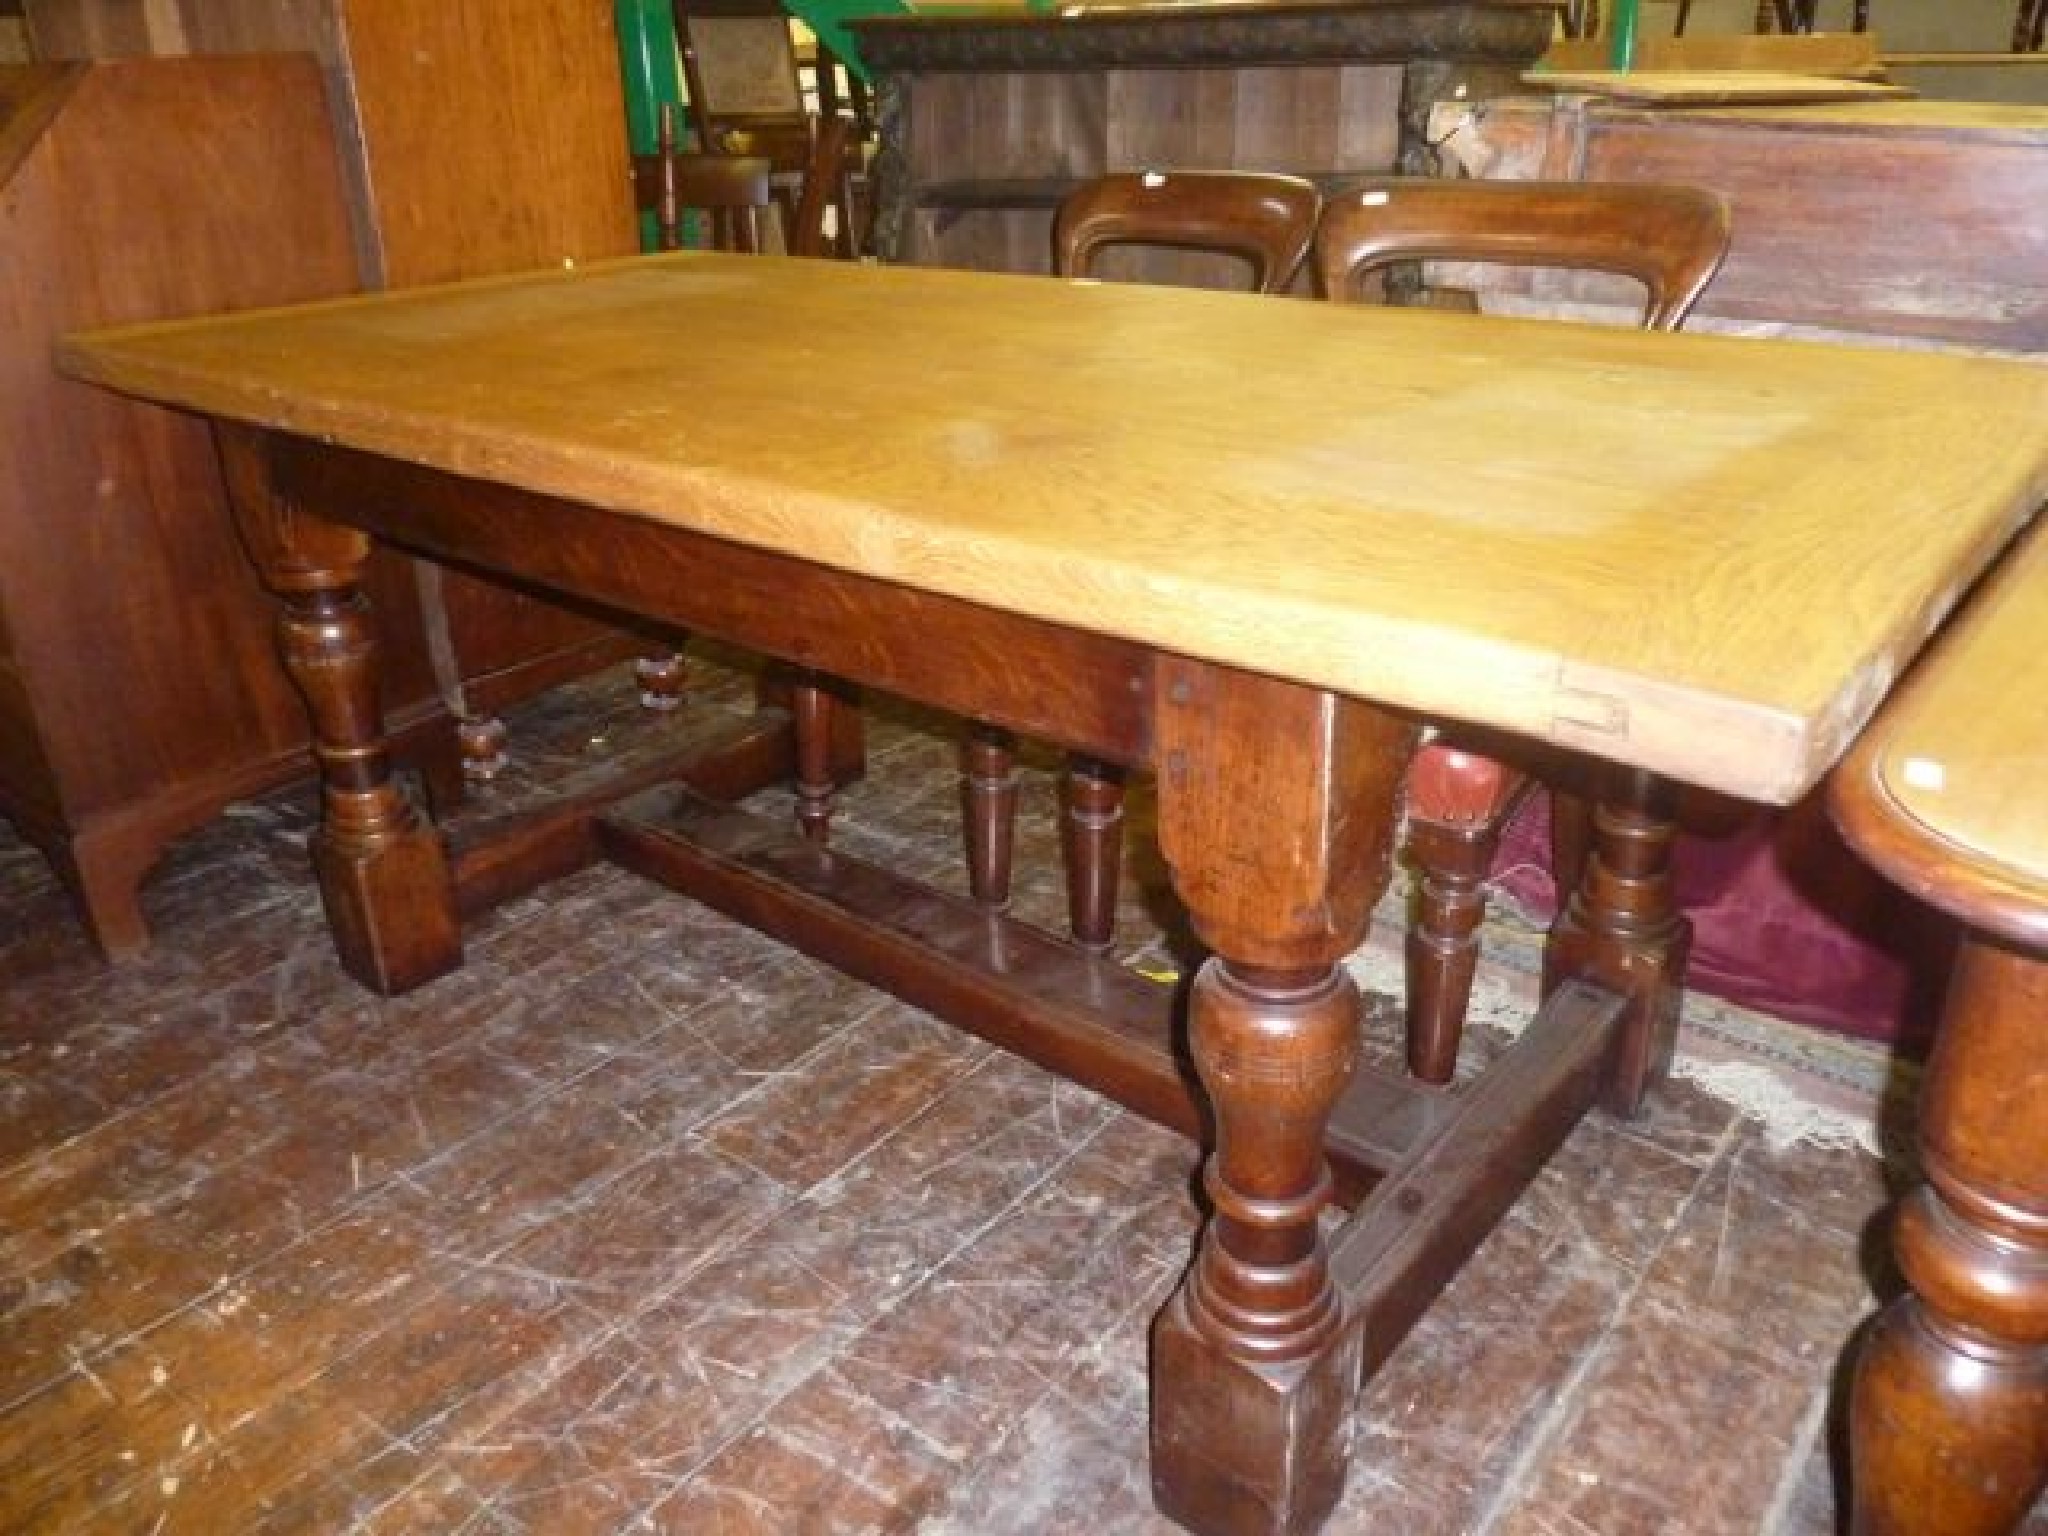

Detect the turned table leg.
xmin=1851 ymin=937 xmax=2048 ymax=1536
xmin=1148 ymin=659 xmax=1414 ymax=1536
xmin=1542 ymin=766 xmax=1690 ymax=1116
xmin=220 ymin=427 xmax=462 ymax=995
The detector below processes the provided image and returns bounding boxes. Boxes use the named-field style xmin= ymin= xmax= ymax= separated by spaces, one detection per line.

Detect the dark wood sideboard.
xmin=848 ymin=0 xmax=1559 ymax=274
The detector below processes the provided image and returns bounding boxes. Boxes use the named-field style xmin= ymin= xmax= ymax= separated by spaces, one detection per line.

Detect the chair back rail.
xmin=1053 ymin=170 xmax=1322 ymax=293
xmin=1315 ymin=175 xmax=1731 ymax=330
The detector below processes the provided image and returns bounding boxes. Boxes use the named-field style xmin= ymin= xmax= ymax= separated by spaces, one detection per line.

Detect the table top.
xmin=1833 ymin=520 xmax=2048 ymax=945
xmin=60 ymin=252 xmax=2048 ymax=805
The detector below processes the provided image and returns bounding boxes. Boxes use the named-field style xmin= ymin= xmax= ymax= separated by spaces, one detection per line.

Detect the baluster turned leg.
xmin=1405 ymin=817 xmax=1500 ymax=1084
xmin=634 ymin=651 xmax=687 ymax=711
xmin=1542 ymin=767 xmax=1690 ymax=1116
xmin=1850 ymin=938 xmax=2048 ymax=1536
xmin=961 ymin=723 xmax=1019 ymax=908
xmin=1148 ymin=660 xmax=1414 ymax=1536
xmin=217 ymin=429 xmax=462 ymax=995
xmin=791 ymin=670 xmax=839 ymax=844
xmin=1062 ymin=755 xmax=1125 ymax=950
xmin=456 ymin=714 xmax=509 ymax=780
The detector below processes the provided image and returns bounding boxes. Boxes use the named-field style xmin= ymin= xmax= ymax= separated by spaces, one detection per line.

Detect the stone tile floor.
xmin=1 ymin=662 xmax=2040 ymax=1534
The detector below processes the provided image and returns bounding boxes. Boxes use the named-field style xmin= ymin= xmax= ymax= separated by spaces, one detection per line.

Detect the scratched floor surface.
xmin=1 ymin=662 xmax=2041 ymax=1535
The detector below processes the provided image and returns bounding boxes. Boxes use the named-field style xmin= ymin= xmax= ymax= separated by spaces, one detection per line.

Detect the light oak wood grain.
xmin=1835 ymin=520 xmax=2048 ymax=943
xmin=59 ymin=252 xmax=2048 ymax=805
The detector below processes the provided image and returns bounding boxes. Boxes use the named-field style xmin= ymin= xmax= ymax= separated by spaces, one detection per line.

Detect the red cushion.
xmin=1407 ymin=745 xmax=1527 ymax=826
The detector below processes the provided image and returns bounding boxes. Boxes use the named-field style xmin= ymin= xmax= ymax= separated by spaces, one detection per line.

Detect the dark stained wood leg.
xmin=1062 ymin=754 xmax=1125 ymax=951
xmin=1541 ymin=767 xmax=1689 ymax=1117
xmin=633 ymin=650 xmax=688 ymax=712
xmin=1403 ymin=817 xmax=1501 ymax=1085
xmin=455 ymin=714 xmax=508 ymax=782
xmin=1148 ymin=658 xmax=1415 ymax=1536
xmin=791 ymin=669 xmax=838 ymax=845
xmin=960 ymin=722 xmax=1019 ymax=909
xmin=1850 ymin=937 xmax=2048 ymax=1536
xmin=218 ymin=426 xmax=461 ymax=995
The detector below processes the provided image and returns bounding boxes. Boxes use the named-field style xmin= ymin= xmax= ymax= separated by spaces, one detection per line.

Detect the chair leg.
xmin=1674 ymin=0 xmax=1693 ymax=34
xmin=634 ymin=651 xmax=686 ymax=711
xmin=456 ymin=713 xmax=508 ymax=781
xmin=1403 ymin=814 xmax=1506 ymax=1084
xmin=960 ymin=722 xmax=1018 ymax=909
xmin=1061 ymin=755 xmax=1124 ymax=951
xmin=791 ymin=670 xmax=837 ymax=844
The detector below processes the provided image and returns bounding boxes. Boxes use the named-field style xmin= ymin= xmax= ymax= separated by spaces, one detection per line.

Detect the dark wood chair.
xmin=949 ymin=170 xmax=1322 ymax=954
xmin=1752 ymin=0 xmax=1870 ymax=32
xmin=672 ymin=0 xmax=870 ymax=256
xmin=1314 ymin=175 xmax=1731 ymax=1083
xmin=632 ymin=103 xmax=775 ymax=254
xmin=1053 ymin=169 xmax=1323 ymax=294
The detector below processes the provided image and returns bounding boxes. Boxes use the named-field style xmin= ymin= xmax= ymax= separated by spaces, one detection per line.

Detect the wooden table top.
xmin=1833 ymin=521 xmax=2048 ymax=947
xmin=59 ymin=252 xmax=2048 ymax=805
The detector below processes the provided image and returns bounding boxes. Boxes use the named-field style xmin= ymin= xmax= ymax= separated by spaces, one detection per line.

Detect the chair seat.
xmin=1407 ymin=744 xmax=1528 ymax=828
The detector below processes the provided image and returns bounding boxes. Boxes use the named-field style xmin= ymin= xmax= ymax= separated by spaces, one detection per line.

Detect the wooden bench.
xmin=1830 ymin=520 xmax=2048 ymax=1536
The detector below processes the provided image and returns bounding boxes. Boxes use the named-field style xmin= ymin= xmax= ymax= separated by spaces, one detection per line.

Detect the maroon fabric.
xmin=1492 ymin=787 xmax=1952 ymax=1053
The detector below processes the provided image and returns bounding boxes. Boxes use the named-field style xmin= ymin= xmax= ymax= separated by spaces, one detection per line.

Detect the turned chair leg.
xmin=1404 ymin=816 xmax=1504 ymax=1084
xmin=634 ymin=651 xmax=686 ymax=711
xmin=791 ymin=670 xmax=839 ymax=844
xmin=1062 ymin=755 xmax=1125 ymax=950
xmin=960 ymin=722 xmax=1019 ymax=908
xmin=456 ymin=714 xmax=509 ymax=782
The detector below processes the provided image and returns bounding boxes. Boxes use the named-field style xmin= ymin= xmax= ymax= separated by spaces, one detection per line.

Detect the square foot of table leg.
xmin=314 ymin=828 xmax=462 ymax=996
xmin=1149 ymin=1291 xmax=1360 ymax=1536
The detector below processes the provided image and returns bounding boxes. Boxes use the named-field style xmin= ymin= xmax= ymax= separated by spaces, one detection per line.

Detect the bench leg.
xmin=1850 ymin=937 xmax=2048 ymax=1535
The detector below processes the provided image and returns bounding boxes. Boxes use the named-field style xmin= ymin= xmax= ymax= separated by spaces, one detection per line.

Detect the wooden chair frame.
xmin=1316 ymin=175 xmax=1731 ymax=1084
xmin=1054 ymin=169 xmax=1322 ymax=294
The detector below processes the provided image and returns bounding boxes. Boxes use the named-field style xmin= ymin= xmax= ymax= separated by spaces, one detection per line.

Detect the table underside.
xmin=235 ymin=428 xmax=1665 ymax=1536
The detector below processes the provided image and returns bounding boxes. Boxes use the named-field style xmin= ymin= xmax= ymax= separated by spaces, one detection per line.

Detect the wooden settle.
xmin=845 ymin=0 xmax=1557 ymax=275
xmin=59 ymin=252 xmax=2048 ymax=1534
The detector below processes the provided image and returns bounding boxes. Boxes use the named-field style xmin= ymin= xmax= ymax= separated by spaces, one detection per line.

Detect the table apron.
xmin=268 ymin=433 xmax=1160 ymax=768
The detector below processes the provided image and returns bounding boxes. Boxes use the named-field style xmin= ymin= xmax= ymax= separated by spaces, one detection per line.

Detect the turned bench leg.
xmin=1850 ymin=937 xmax=2048 ymax=1536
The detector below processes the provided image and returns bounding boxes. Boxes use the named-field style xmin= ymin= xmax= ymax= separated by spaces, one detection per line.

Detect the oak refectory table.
xmin=59 ymin=254 xmax=2048 ymax=1535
